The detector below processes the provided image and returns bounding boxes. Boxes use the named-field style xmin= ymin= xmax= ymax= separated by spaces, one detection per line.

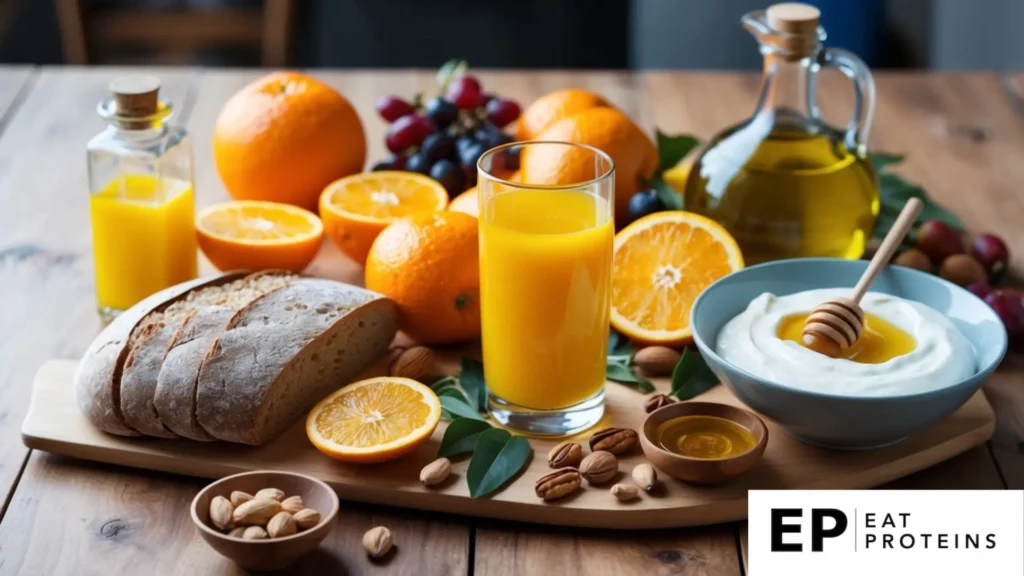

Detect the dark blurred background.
xmin=0 ymin=0 xmax=1016 ymax=69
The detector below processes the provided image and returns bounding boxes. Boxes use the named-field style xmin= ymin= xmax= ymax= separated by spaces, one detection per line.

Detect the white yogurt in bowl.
xmin=715 ymin=288 xmax=976 ymax=397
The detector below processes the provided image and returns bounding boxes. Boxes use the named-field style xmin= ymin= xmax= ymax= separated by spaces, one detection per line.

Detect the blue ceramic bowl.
xmin=691 ymin=258 xmax=1007 ymax=449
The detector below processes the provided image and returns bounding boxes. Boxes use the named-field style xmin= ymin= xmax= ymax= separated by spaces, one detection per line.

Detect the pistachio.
xmin=589 ymin=427 xmax=638 ymax=455
xmin=209 ymin=495 xmax=234 ymax=531
xmin=632 ymin=463 xmax=658 ymax=492
xmin=389 ymin=346 xmax=435 ymax=381
xmin=579 ymin=451 xmax=618 ymax=485
xmin=611 ymin=483 xmax=639 ymax=501
xmin=420 ymin=457 xmax=452 ymax=486
xmin=254 ymin=487 xmax=285 ymax=502
xmin=633 ymin=346 xmax=681 ymax=376
xmin=363 ymin=526 xmax=393 ymax=559
xmin=229 ymin=490 xmax=253 ymax=508
xmin=267 ymin=511 xmax=297 ymax=538
xmin=644 ymin=393 xmax=676 ymax=414
xmin=534 ymin=468 xmax=583 ymax=501
xmin=242 ymin=526 xmax=268 ymax=540
xmin=293 ymin=508 xmax=321 ymax=530
xmin=547 ymin=441 xmax=583 ymax=469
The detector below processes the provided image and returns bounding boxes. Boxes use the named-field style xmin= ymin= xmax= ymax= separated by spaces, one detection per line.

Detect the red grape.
xmin=375 ymin=96 xmax=415 ymax=123
xmin=385 ymin=114 xmax=435 ymax=153
xmin=967 ymin=282 xmax=994 ymax=300
xmin=486 ymin=98 xmax=522 ymax=128
xmin=915 ymin=219 xmax=964 ymax=264
xmin=971 ymin=233 xmax=1010 ymax=283
xmin=446 ymin=75 xmax=483 ymax=109
xmin=985 ymin=290 xmax=1024 ymax=336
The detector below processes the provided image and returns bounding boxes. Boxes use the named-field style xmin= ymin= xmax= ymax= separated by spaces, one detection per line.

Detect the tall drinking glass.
xmin=477 ymin=142 xmax=614 ymax=435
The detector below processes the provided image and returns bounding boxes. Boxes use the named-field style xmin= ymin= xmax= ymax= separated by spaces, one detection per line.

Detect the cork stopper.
xmin=109 ymin=76 xmax=161 ymax=118
xmin=765 ymin=3 xmax=821 ymax=59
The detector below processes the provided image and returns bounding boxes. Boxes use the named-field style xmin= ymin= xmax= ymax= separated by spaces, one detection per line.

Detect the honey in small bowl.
xmin=777 ymin=312 xmax=916 ymax=363
xmin=654 ymin=415 xmax=758 ymax=459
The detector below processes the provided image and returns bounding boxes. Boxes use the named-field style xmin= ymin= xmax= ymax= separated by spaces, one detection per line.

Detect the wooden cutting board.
xmin=22 ymin=359 xmax=994 ymax=529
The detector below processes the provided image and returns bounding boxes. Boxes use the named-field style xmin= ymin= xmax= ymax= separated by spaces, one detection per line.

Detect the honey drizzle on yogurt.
xmin=777 ymin=312 xmax=916 ymax=363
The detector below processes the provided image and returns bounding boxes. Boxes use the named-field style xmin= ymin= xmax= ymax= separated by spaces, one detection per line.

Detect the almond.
xmin=281 ymin=495 xmax=305 ymax=514
xmin=632 ymin=463 xmax=658 ymax=492
xmin=227 ymin=527 xmax=246 ymax=538
xmin=389 ymin=346 xmax=435 ymax=381
xmin=254 ymin=487 xmax=285 ymax=502
xmin=209 ymin=496 xmax=234 ymax=531
xmin=267 ymin=511 xmax=297 ymax=538
xmin=232 ymin=498 xmax=282 ymax=526
xmin=363 ymin=526 xmax=393 ymax=559
xmin=420 ymin=457 xmax=451 ymax=486
xmin=611 ymin=483 xmax=639 ymax=502
xmin=229 ymin=490 xmax=253 ymax=508
xmin=293 ymin=508 xmax=321 ymax=530
xmin=242 ymin=526 xmax=268 ymax=540
xmin=633 ymin=346 xmax=681 ymax=376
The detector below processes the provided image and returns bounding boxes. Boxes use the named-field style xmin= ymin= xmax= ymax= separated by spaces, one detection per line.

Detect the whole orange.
xmin=516 ymin=88 xmax=610 ymax=141
xmin=521 ymin=107 xmax=658 ymax=223
xmin=365 ymin=211 xmax=480 ymax=344
xmin=213 ymin=72 xmax=366 ymax=211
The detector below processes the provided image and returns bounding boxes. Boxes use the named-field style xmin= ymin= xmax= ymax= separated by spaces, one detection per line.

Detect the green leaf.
xmin=439 ymin=418 xmax=492 ymax=458
xmin=459 ymin=357 xmax=488 ymax=412
xmin=439 ymin=394 xmax=486 ymax=421
xmin=869 ymin=151 xmax=905 ymax=173
xmin=608 ymin=328 xmax=634 ymax=357
xmin=655 ymin=130 xmax=701 ymax=173
xmin=651 ymin=177 xmax=684 ymax=210
xmin=429 ymin=375 xmax=458 ymax=392
xmin=606 ymin=362 xmax=655 ymax=394
xmin=466 ymin=429 xmax=533 ymax=498
xmin=436 ymin=59 xmax=469 ymax=92
xmin=874 ymin=171 xmax=964 ymax=241
xmin=670 ymin=348 xmax=719 ymax=400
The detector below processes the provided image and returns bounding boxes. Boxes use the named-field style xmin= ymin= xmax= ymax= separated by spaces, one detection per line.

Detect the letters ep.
xmin=771 ymin=508 xmax=849 ymax=552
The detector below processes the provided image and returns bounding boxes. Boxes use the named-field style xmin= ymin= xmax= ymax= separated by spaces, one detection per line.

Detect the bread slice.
xmin=196 ymin=279 xmax=398 ymax=444
xmin=74 ymin=273 xmax=246 ymax=436
xmin=152 ymin=272 xmax=296 ymax=440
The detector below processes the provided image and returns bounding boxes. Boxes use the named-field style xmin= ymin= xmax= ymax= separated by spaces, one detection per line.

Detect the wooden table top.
xmin=0 ymin=66 xmax=1021 ymax=575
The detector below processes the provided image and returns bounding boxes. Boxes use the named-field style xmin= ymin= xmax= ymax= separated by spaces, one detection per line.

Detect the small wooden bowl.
xmin=639 ymin=402 xmax=768 ymax=485
xmin=191 ymin=470 xmax=340 ymax=572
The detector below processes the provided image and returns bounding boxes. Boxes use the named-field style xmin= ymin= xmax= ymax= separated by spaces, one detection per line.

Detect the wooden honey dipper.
xmin=802 ymin=197 xmax=924 ymax=357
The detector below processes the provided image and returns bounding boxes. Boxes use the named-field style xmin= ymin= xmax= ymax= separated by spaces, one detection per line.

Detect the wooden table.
xmin=0 ymin=67 xmax=1021 ymax=575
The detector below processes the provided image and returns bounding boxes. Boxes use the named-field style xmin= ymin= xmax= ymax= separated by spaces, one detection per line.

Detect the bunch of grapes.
xmin=372 ymin=73 xmax=521 ymax=198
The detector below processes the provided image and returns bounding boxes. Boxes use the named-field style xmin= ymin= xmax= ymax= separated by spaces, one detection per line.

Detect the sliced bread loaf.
xmin=196 ymin=279 xmax=398 ymax=444
xmin=74 ymin=273 xmax=245 ymax=436
xmin=152 ymin=272 xmax=296 ymax=440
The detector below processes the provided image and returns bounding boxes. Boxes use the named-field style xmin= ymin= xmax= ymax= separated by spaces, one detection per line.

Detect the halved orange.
xmin=197 ymin=200 xmax=323 ymax=273
xmin=306 ymin=376 xmax=441 ymax=463
xmin=611 ymin=211 xmax=744 ymax=346
xmin=319 ymin=171 xmax=448 ymax=265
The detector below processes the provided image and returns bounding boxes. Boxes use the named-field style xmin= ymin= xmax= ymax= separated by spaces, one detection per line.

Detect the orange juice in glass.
xmin=478 ymin=142 xmax=614 ymax=435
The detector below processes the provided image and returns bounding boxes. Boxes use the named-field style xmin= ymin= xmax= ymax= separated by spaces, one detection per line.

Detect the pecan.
xmin=547 ymin=441 xmax=583 ymax=469
xmin=588 ymin=427 xmax=639 ymax=455
xmin=535 ymin=468 xmax=583 ymax=501
xmin=644 ymin=393 xmax=676 ymax=414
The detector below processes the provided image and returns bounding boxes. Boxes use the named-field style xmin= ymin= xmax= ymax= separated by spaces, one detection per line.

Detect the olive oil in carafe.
xmin=685 ymin=124 xmax=878 ymax=265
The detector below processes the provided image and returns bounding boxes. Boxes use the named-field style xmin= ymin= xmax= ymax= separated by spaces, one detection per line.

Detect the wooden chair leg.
xmin=262 ymin=0 xmax=293 ymax=67
xmin=53 ymin=0 xmax=88 ymax=64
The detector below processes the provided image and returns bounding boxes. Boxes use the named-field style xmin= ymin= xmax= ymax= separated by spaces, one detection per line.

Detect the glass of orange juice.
xmin=477 ymin=142 xmax=614 ymax=435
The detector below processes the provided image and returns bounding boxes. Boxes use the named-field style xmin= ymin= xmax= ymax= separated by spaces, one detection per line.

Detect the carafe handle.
xmin=816 ymin=47 xmax=876 ymax=155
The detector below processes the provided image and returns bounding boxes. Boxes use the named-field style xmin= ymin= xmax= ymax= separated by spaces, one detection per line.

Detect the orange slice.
xmin=448 ymin=186 xmax=478 ymax=217
xmin=306 ymin=376 xmax=442 ymax=463
xmin=319 ymin=171 xmax=448 ymax=265
xmin=197 ymin=200 xmax=323 ymax=273
xmin=611 ymin=211 xmax=744 ymax=346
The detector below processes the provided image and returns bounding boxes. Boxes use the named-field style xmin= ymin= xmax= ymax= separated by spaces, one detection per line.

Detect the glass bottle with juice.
xmin=87 ymin=77 xmax=197 ymax=320
xmin=478 ymin=143 xmax=614 ymax=435
xmin=683 ymin=3 xmax=879 ymax=265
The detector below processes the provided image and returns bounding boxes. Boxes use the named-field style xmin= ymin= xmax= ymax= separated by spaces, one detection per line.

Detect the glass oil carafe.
xmin=87 ymin=77 xmax=197 ymax=321
xmin=684 ymin=3 xmax=879 ymax=265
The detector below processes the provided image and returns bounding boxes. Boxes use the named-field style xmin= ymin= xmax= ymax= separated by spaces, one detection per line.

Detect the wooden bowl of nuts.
xmin=190 ymin=470 xmax=339 ymax=572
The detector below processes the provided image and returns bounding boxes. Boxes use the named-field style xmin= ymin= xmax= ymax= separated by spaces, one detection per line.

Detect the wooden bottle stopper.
xmin=109 ymin=76 xmax=161 ymax=119
xmin=765 ymin=3 xmax=820 ymax=60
